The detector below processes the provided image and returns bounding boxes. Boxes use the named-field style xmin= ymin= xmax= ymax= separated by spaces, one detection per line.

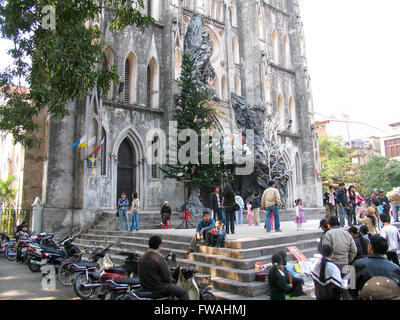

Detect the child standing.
xmin=210 ymin=221 xmax=226 ymax=248
xmin=247 ymin=200 xmax=253 ymax=226
xmin=295 ymin=199 xmax=307 ymax=231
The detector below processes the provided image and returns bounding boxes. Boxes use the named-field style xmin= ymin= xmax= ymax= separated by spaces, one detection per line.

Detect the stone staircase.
xmin=94 ymin=210 xmax=203 ymax=230
xmin=73 ymin=208 xmax=327 ymax=300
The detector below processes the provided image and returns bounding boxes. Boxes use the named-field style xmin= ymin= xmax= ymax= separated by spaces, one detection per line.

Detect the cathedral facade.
xmin=34 ymin=0 xmax=322 ymax=233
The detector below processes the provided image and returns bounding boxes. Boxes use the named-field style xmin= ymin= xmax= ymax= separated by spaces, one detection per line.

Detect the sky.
xmin=1 ymin=1 xmax=399 ymax=137
xmin=299 ymin=0 xmax=400 ymax=135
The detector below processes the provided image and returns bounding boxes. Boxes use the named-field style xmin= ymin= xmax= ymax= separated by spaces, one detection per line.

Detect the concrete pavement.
xmin=0 ymin=256 xmax=79 ymax=300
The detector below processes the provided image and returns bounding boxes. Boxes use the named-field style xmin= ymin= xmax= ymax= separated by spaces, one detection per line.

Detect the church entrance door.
xmin=117 ymin=138 xmax=136 ymax=205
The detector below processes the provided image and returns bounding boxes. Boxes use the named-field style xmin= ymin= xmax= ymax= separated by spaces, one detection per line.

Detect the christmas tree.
xmin=162 ymin=53 xmax=234 ymax=187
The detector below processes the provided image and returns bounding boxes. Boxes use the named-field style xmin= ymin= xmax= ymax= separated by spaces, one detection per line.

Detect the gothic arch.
xmin=295 ymin=152 xmax=302 ymax=185
xmin=124 ymin=51 xmax=138 ymax=105
xmin=234 ymin=74 xmax=241 ymax=95
xmin=174 ymin=48 xmax=182 ymax=80
xmin=147 ymin=57 xmax=160 ymax=109
xmin=284 ymin=34 xmax=291 ymax=67
xmin=102 ymin=46 xmax=115 ymax=100
xmin=272 ymin=29 xmax=279 ymax=64
xmin=232 ymin=36 xmax=239 ymax=64
xmin=112 ymin=126 xmax=147 ymax=210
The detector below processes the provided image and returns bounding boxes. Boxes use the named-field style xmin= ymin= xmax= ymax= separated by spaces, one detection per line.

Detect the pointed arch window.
xmin=147 ymin=58 xmax=159 ymax=109
xmin=101 ymin=127 xmax=107 ymax=175
xmin=272 ymin=29 xmax=279 ymax=64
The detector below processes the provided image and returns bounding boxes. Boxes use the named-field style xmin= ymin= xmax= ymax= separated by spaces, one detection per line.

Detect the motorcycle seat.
xmin=113 ymin=278 xmax=140 ymax=286
xmin=74 ymin=261 xmax=97 ymax=268
xmin=105 ymin=266 xmax=126 ymax=275
xmin=134 ymin=289 xmax=168 ymax=299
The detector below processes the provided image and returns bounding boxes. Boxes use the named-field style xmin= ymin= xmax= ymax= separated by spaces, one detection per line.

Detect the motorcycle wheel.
xmin=58 ymin=261 xmax=73 ymax=286
xmin=28 ymin=260 xmax=41 ymax=273
xmin=110 ymin=292 xmax=126 ymax=300
xmin=73 ymin=273 xmax=96 ymax=300
xmin=5 ymin=247 xmax=17 ymax=261
xmin=201 ymin=291 xmax=216 ymax=300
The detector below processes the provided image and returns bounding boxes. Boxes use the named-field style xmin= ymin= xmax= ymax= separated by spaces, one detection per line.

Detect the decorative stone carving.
xmin=184 ymin=13 xmax=216 ymax=85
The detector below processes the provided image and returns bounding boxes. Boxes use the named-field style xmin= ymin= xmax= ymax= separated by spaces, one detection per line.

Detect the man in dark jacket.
xmin=348 ymin=226 xmax=368 ymax=262
xmin=210 ymin=187 xmax=222 ymax=221
xmin=138 ymin=236 xmax=189 ymax=300
xmin=335 ymin=183 xmax=348 ymax=227
xmin=223 ymin=185 xmax=236 ymax=235
xmin=377 ymin=190 xmax=391 ymax=215
xmin=352 ymin=235 xmax=400 ymax=297
xmin=187 ymin=211 xmax=215 ymax=254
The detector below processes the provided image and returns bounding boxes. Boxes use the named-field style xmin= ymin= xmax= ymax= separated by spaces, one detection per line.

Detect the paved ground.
xmin=0 ymin=256 xmax=79 ymax=300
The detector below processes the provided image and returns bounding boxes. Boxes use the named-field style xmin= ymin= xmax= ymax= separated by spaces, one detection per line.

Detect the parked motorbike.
xmin=4 ymin=232 xmax=47 ymax=261
xmin=70 ymin=242 xmax=121 ymax=299
xmin=118 ymin=252 xmax=216 ymax=300
xmin=1 ymin=232 xmax=16 ymax=261
xmin=27 ymin=233 xmax=82 ymax=273
xmin=97 ymin=251 xmax=141 ymax=300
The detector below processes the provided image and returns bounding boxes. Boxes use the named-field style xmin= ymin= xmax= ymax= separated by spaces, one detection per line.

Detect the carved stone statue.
xmin=184 ymin=13 xmax=216 ymax=85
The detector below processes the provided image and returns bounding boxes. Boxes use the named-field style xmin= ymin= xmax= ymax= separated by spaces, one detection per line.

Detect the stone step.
xmin=207 ymin=276 xmax=267 ymax=297
xmin=80 ymin=233 xmax=191 ymax=251
xmin=189 ymin=239 xmax=319 ymax=270
xmin=179 ymin=247 xmax=317 ymax=283
xmin=85 ymin=228 xmax=322 ymax=252
xmin=211 ymin=288 xmax=269 ymax=300
xmin=85 ymin=229 xmax=193 ymax=243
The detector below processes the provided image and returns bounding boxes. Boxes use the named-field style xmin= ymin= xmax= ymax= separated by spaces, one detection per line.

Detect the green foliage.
xmin=358 ymin=156 xmax=400 ymax=195
xmin=162 ymin=54 xmax=234 ymax=187
xmin=318 ymin=134 xmax=361 ymax=188
xmin=0 ymin=174 xmax=17 ymax=206
xmin=0 ymin=0 xmax=154 ymax=148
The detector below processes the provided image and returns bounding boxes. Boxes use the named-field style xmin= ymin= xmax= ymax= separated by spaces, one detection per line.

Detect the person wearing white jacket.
xmin=235 ymin=194 xmax=245 ymax=225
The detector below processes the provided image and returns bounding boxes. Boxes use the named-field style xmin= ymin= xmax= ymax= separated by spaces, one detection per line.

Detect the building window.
xmin=234 ymin=74 xmax=241 ymax=95
xmin=151 ymin=136 xmax=160 ymax=179
xmin=232 ymin=37 xmax=239 ymax=65
xmin=272 ymin=29 xmax=279 ymax=64
xmin=385 ymin=138 xmax=400 ymax=158
xmin=295 ymin=153 xmax=302 ymax=185
xmin=147 ymin=58 xmax=159 ymax=109
xmin=289 ymin=96 xmax=295 ymax=132
xmin=101 ymin=127 xmax=107 ymax=175
xmin=102 ymin=46 xmax=114 ymax=100
xmin=277 ymin=93 xmax=285 ymax=130
xmin=284 ymin=35 xmax=291 ymax=67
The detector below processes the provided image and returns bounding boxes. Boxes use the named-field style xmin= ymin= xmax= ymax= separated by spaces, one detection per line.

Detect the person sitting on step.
xmin=210 ymin=220 xmax=226 ymax=248
xmin=186 ymin=211 xmax=215 ymax=254
xmin=160 ymin=201 xmax=172 ymax=229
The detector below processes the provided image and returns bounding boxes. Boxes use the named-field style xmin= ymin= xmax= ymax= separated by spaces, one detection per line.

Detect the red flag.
xmin=91 ymin=138 xmax=104 ymax=155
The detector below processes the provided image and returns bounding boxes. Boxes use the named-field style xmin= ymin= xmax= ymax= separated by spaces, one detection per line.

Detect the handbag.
xmin=116 ymin=210 xmax=120 ymax=217
xmin=234 ymin=201 xmax=240 ymax=211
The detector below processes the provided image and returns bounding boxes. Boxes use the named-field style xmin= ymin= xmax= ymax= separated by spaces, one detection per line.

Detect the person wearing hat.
xmin=311 ymin=244 xmax=343 ymax=300
xmin=359 ymin=276 xmax=400 ymax=300
xmin=356 ymin=207 xmax=379 ymax=236
xmin=352 ymin=235 xmax=400 ymax=298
